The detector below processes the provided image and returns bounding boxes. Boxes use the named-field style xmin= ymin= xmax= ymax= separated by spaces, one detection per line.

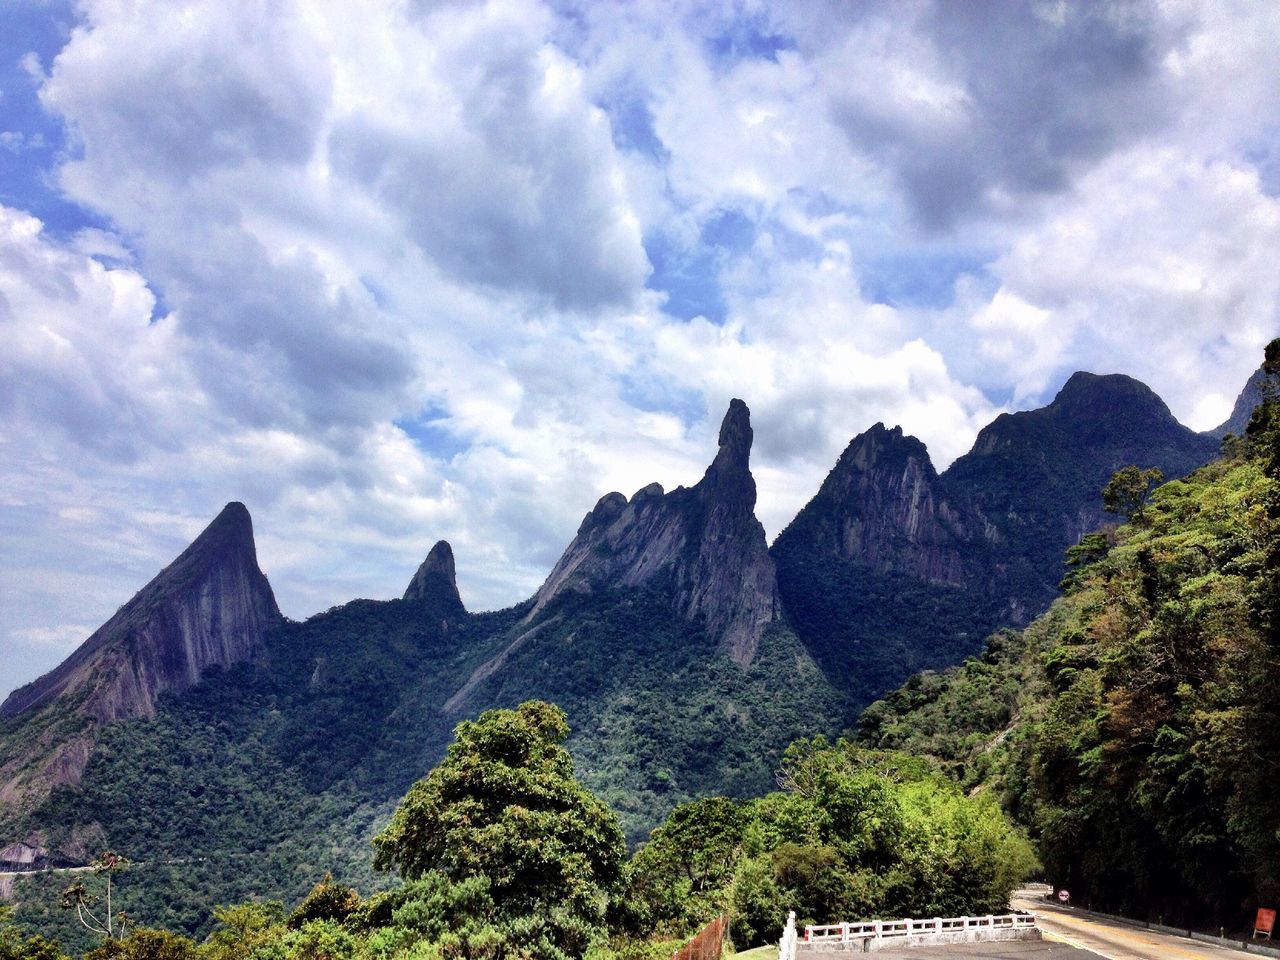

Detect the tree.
xmin=0 ymin=905 xmax=68 ymax=960
xmin=287 ymin=873 xmax=360 ymax=928
xmin=619 ymin=797 xmax=747 ymax=934
xmin=1103 ymin=466 xmax=1164 ymax=522
xmin=60 ymin=851 xmax=131 ymax=943
xmin=373 ymin=700 xmax=625 ymax=957
xmin=82 ymin=928 xmax=197 ymax=960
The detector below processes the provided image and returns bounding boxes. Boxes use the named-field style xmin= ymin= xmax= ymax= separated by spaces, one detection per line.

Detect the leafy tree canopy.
xmin=1103 ymin=466 xmax=1164 ymax=522
xmin=373 ymin=700 xmax=626 ymax=932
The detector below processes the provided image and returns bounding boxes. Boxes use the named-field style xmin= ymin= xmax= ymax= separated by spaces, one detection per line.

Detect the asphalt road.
xmin=1012 ymin=897 xmax=1261 ymax=960
xmin=868 ymin=940 xmax=1096 ymax=958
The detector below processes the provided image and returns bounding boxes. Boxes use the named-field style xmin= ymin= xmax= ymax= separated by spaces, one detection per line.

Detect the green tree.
xmin=1103 ymin=466 xmax=1164 ymax=522
xmin=82 ymin=928 xmax=197 ymax=960
xmin=373 ymin=701 xmax=625 ymax=958
xmin=0 ymin=905 xmax=68 ymax=960
xmin=619 ymin=797 xmax=746 ymax=934
xmin=60 ymin=851 xmax=132 ymax=943
xmin=201 ymin=902 xmax=285 ymax=960
xmin=288 ymin=874 xmax=360 ymax=929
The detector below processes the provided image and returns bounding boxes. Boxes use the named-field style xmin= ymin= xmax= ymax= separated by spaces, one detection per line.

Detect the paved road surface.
xmin=1013 ymin=897 xmax=1258 ymax=960
xmin=869 ymin=940 xmax=1095 ymax=958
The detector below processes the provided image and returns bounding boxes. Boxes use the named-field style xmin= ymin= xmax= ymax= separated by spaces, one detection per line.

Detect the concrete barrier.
xmin=800 ymin=913 xmax=1040 ymax=953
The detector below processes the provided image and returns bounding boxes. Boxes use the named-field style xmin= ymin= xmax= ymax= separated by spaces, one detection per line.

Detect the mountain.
xmin=1 ymin=503 xmax=280 ymax=726
xmin=773 ymin=372 xmax=1221 ymax=703
xmin=0 ymin=401 xmax=844 ymax=946
xmin=942 ymin=371 xmax=1219 ymax=617
xmin=0 ymin=369 xmax=1253 ymax=945
xmin=403 ymin=540 xmax=467 ymax=624
xmin=1211 ymin=364 xmax=1266 ymax=439
xmin=527 ymin=399 xmax=778 ymax=664
xmin=0 ymin=502 xmax=280 ymax=843
xmin=859 ymin=431 xmax=1280 ymax=926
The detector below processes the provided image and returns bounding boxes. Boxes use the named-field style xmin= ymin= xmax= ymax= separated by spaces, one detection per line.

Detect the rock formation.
xmin=775 ymin=371 xmax=1225 ymax=695
xmin=1210 ymin=364 xmax=1265 ymax=440
xmin=773 ymin=423 xmax=969 ymax=585
xmin=403 ymin=540 xmax=466 ymax=624
xmin=528 ymin=399 xmax=779 ymax=664
xmin=0 ymin=502 xmax=281 ymax=724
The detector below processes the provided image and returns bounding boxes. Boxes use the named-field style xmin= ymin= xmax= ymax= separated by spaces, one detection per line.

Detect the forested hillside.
xmin=862 ymin=348 xmax=1280 ymax=927
xmin=1 ymin=702 xmax=1034 ymax=960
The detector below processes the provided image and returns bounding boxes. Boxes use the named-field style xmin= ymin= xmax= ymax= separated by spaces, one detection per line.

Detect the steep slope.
xmin=528 ymin=399 xmax=779 ymax=665
xmin=403 ymin=540 xmax=467 ymax=625
xmin=1 ymin=502 xmax=280 ymax=724
xmin=1210 ymin=364 xmax=1265 ymax=439
xmin=774 ymin=372 xmax=1221 ymax=711
xmin=0 ymin=503 xmax=281 ymax=837
xmin=446 ymin=399 xmax=838 ymax=827
xmin=860 ymin=439 xmax=1280 ymax=925
xmin=771 ymin=424 xmax=994 ymax=703
xmin=942 ymin=371 xmax=1219 ymax=619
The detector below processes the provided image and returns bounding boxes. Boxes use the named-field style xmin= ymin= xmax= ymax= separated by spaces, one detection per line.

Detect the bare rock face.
xmin=1209 ymin=364 xmax=1265 ymax=440
xmin=529 ymin=399 xmax=779 ymax=664
xmin=0 ymin=502 xmax=282 ymax=725
xmin=776 ymin=423 xmax=969 ymax=585
xmin=403 ymin=540 xmax=466 ymax=626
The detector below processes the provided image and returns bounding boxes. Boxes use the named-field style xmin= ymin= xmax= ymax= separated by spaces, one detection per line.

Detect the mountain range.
xmin=0 ymin=365 xmax=1257 ymax=940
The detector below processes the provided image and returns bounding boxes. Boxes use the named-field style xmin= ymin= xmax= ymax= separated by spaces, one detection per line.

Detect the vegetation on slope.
xmin=7 ymin=703 xmax=1034 ymax=960
xmin=5 ymin=579 xmax=848 ymax=948
xmin=861 ymin=345 xmax=1280 ymax=927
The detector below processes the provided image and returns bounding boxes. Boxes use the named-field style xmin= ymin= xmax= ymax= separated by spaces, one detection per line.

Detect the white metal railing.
xmin=804 ymin=912 xmax=1036 ymax=944
xmin=780 ymin=911 xmax=798 ymax=960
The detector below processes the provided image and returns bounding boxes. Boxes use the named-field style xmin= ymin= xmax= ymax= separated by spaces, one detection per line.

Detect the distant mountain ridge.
xmin=0 ymin=365 xmax=1262 ymax=941
xmin=772 ymin=371 xmax=1226 ymax=699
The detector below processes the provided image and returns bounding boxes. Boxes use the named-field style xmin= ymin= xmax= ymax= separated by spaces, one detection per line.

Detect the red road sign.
xmin=1057 ymin=890 xmax=1070 ymax=904
xmin=1255 ymin=908 xmax=1276 ymax=938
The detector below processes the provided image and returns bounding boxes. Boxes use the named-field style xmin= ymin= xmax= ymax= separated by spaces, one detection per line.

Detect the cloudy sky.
xmin=2 ymin=0 xmax=1278 ymax=701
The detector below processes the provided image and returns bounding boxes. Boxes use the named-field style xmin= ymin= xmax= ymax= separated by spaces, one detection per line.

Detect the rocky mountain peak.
xmin=709 ymin=397 xmax=752 ymax=473
xmin=525 ymin=400 xmax=779 ymax=664
xmin=839 ymin=422 xmax=929 ymax=471
xmin=403 ymin=540 xmax=466 ymax=621
xmin=1210 ymin=365 xmax=1265 ymax=439
xmin=0 ymin=502 xmax=282 ymax=726
xmin=773 ymin=422 xmax=966 ymax=586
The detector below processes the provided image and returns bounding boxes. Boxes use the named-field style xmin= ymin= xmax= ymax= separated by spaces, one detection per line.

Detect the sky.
xmin=2 ymin=0 xmax=1279 ymax=702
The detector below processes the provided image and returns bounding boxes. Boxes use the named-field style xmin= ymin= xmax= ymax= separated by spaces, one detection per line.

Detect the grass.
xmin=731 ymin=945 xmax=778 ymax=960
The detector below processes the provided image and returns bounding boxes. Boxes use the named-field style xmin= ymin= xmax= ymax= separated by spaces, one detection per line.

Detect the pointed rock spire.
xmin=526 ymin=399 xmax=779 ymax=664
xmin=706 ymin=397 xmax=753 ymax=476
xmin=403 ymin=540 xmax=466 ymax=619
xmin=0 ymin=502 xmax=282 ymax=725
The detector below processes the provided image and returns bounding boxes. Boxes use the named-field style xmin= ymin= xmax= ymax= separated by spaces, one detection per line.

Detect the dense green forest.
xmin=3 ymin=581 xmax=850 ymax=952
xmin=3 ymin=702 xmax=1033 ymax=960
xmin=862 ymin=345 xmax=1280 ymax=928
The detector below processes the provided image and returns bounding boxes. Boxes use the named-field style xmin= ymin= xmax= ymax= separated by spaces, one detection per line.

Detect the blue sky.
xmin=2 ymin=0 xmax=1279 ymax=701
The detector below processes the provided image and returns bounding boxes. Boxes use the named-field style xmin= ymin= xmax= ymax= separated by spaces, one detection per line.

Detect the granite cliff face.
xmin=774 ymin=423 xmax=969 ymax=586
xmin=0 ymin=502 xmax=281 ymax=725
xmin=773 ymin=372 xmax=1224 ymax=703
xmin=529 ymin=399 xmax=779 ymax=664
xmin=1210 ymin=365 xmax=1265 ymax=440
xmin=403 ymin=540 xmax=466 ymax=626
xmin=942 ymin=372 xmax=1219 ymax=619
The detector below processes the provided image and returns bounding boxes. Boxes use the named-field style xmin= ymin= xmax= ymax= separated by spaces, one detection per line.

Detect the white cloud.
xmin=2 ymin=0 xmax=1279 ymax=703
xmin=974 ymin=149 xmax=1280 ymax=427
